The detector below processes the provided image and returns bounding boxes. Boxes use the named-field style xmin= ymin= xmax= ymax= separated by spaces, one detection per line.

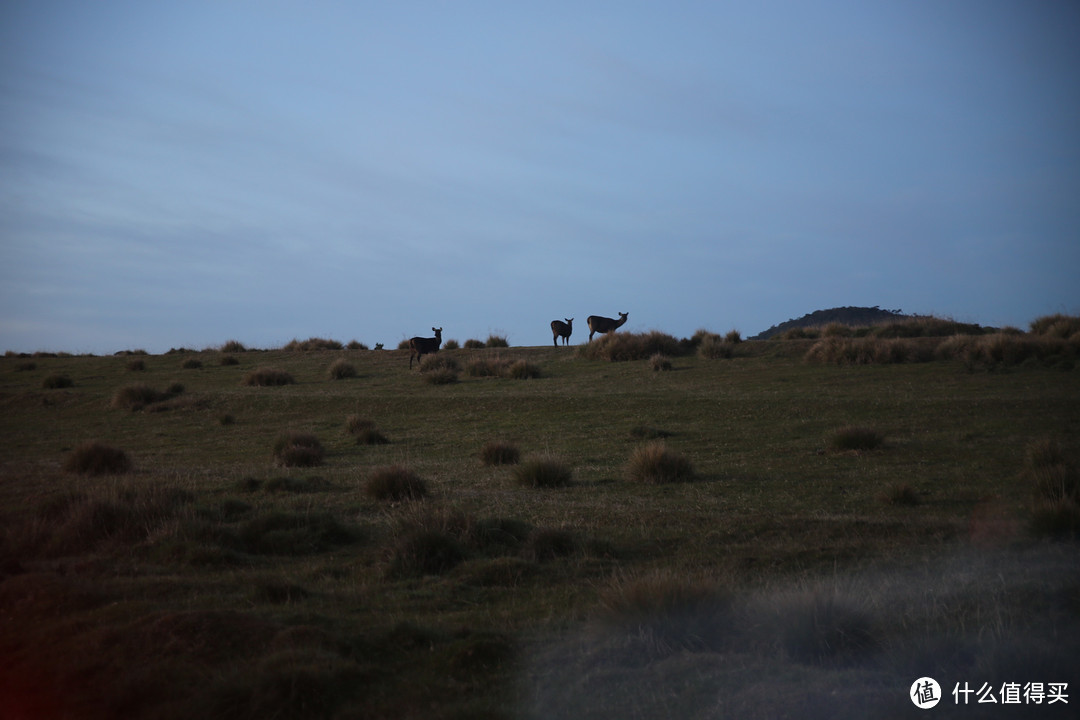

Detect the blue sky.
xmin=2 ymin=1 xmax=1078 ymax=353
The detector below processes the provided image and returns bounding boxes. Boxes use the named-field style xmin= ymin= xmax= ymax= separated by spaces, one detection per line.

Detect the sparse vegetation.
xmin=2 ymin=322 xmax=1078 ymax=719
xmin=111 ymin=383 xmax=179 ymax=410
xmin=284 ymin=337 xmax=343 ymax=351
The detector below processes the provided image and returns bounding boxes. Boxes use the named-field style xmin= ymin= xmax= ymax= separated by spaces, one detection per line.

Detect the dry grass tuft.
xmin=625 ymin=442 xmax=695 ymax=483
xmin=826 ymin=426 xmax=884 ymax=453
xmin=346 ymin=416 xmax=389 ymax=445
xmin=513 ymin=455 xmax=573 ymax=488
xmin=597 ymin=570 xmax=730 ymax=657
xmin=63 ymin=441 xmax=132 ymax=475
xmin=480 ymin=441 xmax=520 ymax=466
xmin=243 ymin=367 xmax=296 ymax=387
xmin=327 ymin=358 xmax=358 ymax=380
xmin=365 ymin=466 xmax=428 ymax=501
xmin=272 ymin=432 xmax=324 ymax=468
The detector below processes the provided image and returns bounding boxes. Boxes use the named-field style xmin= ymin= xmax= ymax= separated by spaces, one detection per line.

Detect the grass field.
xmin=2 ymin=336 xmax=1078 ymax=718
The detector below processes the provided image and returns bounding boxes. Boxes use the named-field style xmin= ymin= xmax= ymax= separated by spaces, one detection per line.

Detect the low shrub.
xmin=126 ymin=359 xmax=146 ymax=372
xmin=513 ymin=456 xmax=573 ymax=488
xmin=220 ymin=355 xmax=240 ymax=366
xmin=485 ymin=335 xmax=509 ymax=348
xmin=480 ymin=441 xmax=520 ymax=466
xmin=465 ymin=357 xmax=506 ymax=377
xmin=419 ymin=355 xmax=459 ymax=373
xmin=272 ymin=432 xmax=324 ymax=468
xmin=346 ymin=340 xmax=369 ymax=350
xmin=327 ymin=358 xmax=357 ymax=380
xmin=625 ymin=442 xmax=695 ymax=483
xmin=243 ymin=367 xmax=295 ymax=386
xmin=442 ymin=339 xmax=460 ymax=350
xmin=464 ymin=339 xmax=485 ymax=349
xmin=181 ymin=358 xmax=202 ymax=370
xmin=63 ymin=441 xmax=132 ymax=475
xmin=42 ymin=374 xmax=74 ymax=389
xmin=365 ymin=466 xmax=428 ymax=501
xmin=826 ymin=426 xmax=884 ymax=453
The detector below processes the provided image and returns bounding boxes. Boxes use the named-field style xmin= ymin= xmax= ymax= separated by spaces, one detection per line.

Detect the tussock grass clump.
xmin=220 ymin=355 xmax=240 ymax=366
xmin=181 ymin=357 xmax=202 ymax=369
xmin=365 ymin=465 xmax=428 ymax=501
xmin=880 ymin=483 xmax=921 ymax=506
xmin=63 ymin=441 xmax=132 ymax=475
xmin=507 ymin=359 xmax=541 ymax=379
xmin=805 ymin=336 xmax=937 ymax=365
xmin=521 ymin=527 xmax=577 ymax=562
xmin=272 ymin=432 xmax=324 ymax=468
xmin=111 ymin=383 xmax=178 ymax=411
xmin=463 ymin=339 xmax=485 ymax=349
xmin=698 ymin=334 xmax=735 ymax=359
xmin=513 ymin=455 xmax=573 ymax=488
xmin=423 ymin=368 xmax=459 ymax=385
xmin=480 ymin=441 xmax=520 ymax=466
xmin=387 ymin=530 xmax=467 ymax=578
xmin=220 ymin=340 xmax=248 ymax=353
xmin=243 ymin=367 xmax=295 ymax=386
xmin=771 ymin=587 xmax=880 ymax=665
xmin=579 ymin=331 xmax=683 ymax=362
xmin=327 ymin=358 xmax=357 ymax=380
xmin=239 ymin=512 xmax=359 ymax=555
xmin=485 ymin=334 xmax=509 ymax=348
xmin=465 ymin=357 xmax=506 ymax=377
xmin=597 ymin=570 xmax=730 ymax=657
xmin=826 ymin=426 xmax=884 ymax=453
xmin=419 ymin=353 xmax=460 ymax=383
xmin=346 ymin=416 xmax=389 ymax=445
xmin=264 ymin=476 xmax=332 ymax=493
xmin=283 ymin=337 xmax=343 ymax=351
xmin=630 ymin=425 xmax=672 ymax=440
xmin=42 ymin=374 xmax=74 ymax=389
xmin=1029 ymin=499 xmax=1080 ymax=539
xmin=1022 ymin=438 xmax=1078 ymax=502
xmin=1030 ymin=314 xmax=1080 ymax=338
xmin=126 ymin=359 xmax=146 ymax=371
xmin=625 ymin=442 xmax=695 ymax=484
xmin=649 ymin=353 xmax=672 ymax=371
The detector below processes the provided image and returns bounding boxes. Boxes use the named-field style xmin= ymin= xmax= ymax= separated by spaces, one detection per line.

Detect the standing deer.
xmin=409 ymin=327 xmax=442 ymax=368
xmin=550 ymin=318 xmax=574 ymax=346
xmin=587 ymin=312 xmax=628 ymax=341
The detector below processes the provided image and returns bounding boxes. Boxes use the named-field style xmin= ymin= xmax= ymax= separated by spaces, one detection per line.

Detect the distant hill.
xmin=751 ymin=306 xmax=910 ymax=340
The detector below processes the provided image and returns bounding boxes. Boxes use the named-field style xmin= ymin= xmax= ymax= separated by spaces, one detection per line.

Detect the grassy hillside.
xmin=2 ymin=339 xmax=1078 ymax=718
